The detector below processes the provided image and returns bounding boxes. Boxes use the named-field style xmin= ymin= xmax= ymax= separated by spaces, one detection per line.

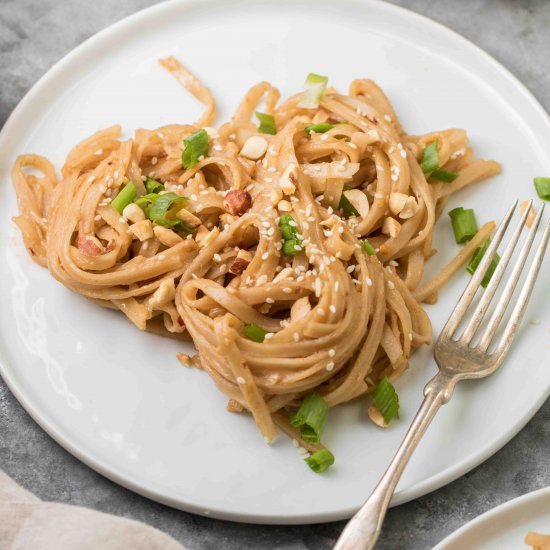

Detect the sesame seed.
xmin=328 ymin=349 xmax=336 ymax=357
xmin=119 ymin=217 xmax=127 ymax=223
xmin=409 ymin=333 xmax=413 ymax=341
xmin=261 ymin=252 xmax=269 ymax=260
xmin=264 ymin=332 xmax=274 ymax=340
xmin=326 ymin=362 xmax=335 ymax=371
xmin=293 ymin=332 xmax=300 ymax=342
xmin=321 ymin=134 xmax=329 ymax=141
xmin=213 ymin=253 xmax=222 ymax=262
xmin=365 ymin=277 xmax=373 ymax=286
xmin=317 ymin=308 xmax=325 ymax=316
xmin=384 ymin=114 xmax=392 ymax=122
xmin=349 ymin=143 xmax=357 ymax=149
xmin=262 ymin=221 xmax=271 ymax=228
xmin=334 ymin=281 xmax=340 ymax=292
xmin=314 ymin=278 xmax=322 ymax=297
xmin=346 ymin=265 xmax=355 ymax=273
xmin=237 ymin=376 xmax=246 ymax=385
xmin=190 ymin=194 xmax=198 ymax=201
xmin=283 ymin=287 xmax=292 ymax=293
xmin=329 ymin=305 xmax=336 ymax=313
xmin=94 ymin=214 xmax=102 ymax=221
xmin=266 ymin=297 xmax=275 ymax=304
xmin=387 ymin=281 xmax=395 ymax=289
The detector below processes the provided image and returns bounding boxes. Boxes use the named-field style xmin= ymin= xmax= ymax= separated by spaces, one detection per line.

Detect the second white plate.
xmin=1 ymin=0 xmax=550 ymax=524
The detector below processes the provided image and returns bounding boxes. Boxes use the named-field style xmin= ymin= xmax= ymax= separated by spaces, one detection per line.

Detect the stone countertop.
xmin=1 ymin=1 xmax=550 ymax=548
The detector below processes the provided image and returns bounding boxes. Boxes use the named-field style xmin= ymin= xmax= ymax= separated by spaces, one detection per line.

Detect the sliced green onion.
xmin=279 ymin=214 xmax=302 ymax=255
xmin=467 ymin=239 xmax=500 ymax=288
xmin=339 ymin=189 xmax=359 ymax=217
xmin=361 ymin=239 xmax=377 ymax=255
xmin=305 ymin=448 xmax=334 ymax=474
xmin=243 ymin=323 xmax=267 ymax=343
xmin=148 ymin=192 xmax=186 ymax=227
xmin=373 ymin=377 xmax=400 ymax=424
xmin=145 ymin=177 xmax=165 ymax=194
xmin=448 ymin=207 xmax=478 ymax=244
xmin=111 ymin=181 xmax=137 ymax=213
xmin=421 ymin=140 xmax=458 ymax=182
xmin=305 ymin=122 xmax=334 ymax=134
xmin=534 ymin=177 xmax=550 ymax=200
xmin=421 ymin=141 xmax=440 ymax=174
xmin=134 ymin=192 xmax=159 ymax=211
xmin=291 ymin=393 xmax=329 ymax=445
xmin=182 ymin=129 xmax=209 ymax=169
xmin=283 ymin=239 xmax=301 ymax=256
xmin=255 ymin=112 xmax=277 ymax=135
xmin=431 ymin=169 xmax=459 ymax=183
xmin=298 ymin=73 xmax=328 ymax=109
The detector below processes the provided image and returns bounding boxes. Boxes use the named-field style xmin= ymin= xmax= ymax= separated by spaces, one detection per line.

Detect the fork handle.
xmin=334 ymin=371 xmax=457 ymax=550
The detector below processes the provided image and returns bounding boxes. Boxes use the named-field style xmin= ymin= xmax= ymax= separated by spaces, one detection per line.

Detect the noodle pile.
xmin=12 ymin=57 xmax=500 ymax=445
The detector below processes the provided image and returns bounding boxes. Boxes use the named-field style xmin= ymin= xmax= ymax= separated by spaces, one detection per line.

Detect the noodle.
xmin=11 ymin=58 xmax=500 ymax=445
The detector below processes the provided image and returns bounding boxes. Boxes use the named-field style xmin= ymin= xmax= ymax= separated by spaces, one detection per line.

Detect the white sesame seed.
xmin=334 ymin=281 xmax=340 ymax=292
xmin=261 ymin=252 xmax=269 ymax=260
xmin=314 ymin=278 xmax=322 ymax=297
xmin=293 ymin=332 xmax=300 ymax=342
xmin=317 ymin=308 xmax=325 ymax=316
xmin=328 ymin=348 xmax=336 ymax=357
xmin=349 ymin=142 xmax=357 ymax=149
xmin=266 ymin=297 xmax=275 ymax=304
xmin=213 ymin=253 xmax=222 ymax=262
xmin=237 ymin=376 xmax=246 ymax=385
xmin=264 ymin=332 xmax=274 ymax=340
xmin=346 ymin=265 xmax=355 ymax=274
xmin=365 ymin=277 xmax=373 ymax=286
xmin=283 ymin=287 xmax=292 ymax=294
xmin=409 ymin=332 xmax=413 ymax=341
xmin=384 ymin=114 xmax=392 ymax=122
xmin=94 ymin=214 xmax=102 ymax=221
xmin=326 ymin=362 xmax=335 ymax=371
xmin=387 ymin=281 xmax=395 ymax=289
xmin=329 ymin=305 xmax=336 ymax=313
xmin=119 ymin=217 xmax=127 ymax=224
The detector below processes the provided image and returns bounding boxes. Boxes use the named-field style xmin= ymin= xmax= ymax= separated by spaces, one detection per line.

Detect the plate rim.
xmin=1 ymin=0 xmax=550 ymax=524
xmin=433 ymin=487 xmax=550 ymax=549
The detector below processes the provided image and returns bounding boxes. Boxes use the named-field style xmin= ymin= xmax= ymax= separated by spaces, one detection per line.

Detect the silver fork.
xmin=334 ymin=200 xmax=550 ymax=550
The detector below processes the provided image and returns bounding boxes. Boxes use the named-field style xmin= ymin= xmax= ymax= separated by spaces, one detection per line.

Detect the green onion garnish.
xmin=282 ymin=239 xmax=301 ymax=256
xmin=467 ymin=239 xmax=500 ymax=288
xmin=431 ymin=169 xmax=459 ymax=183
xmin=243 ymin=323 xmax=267 ymax=343
xmin=182 ymin=129 xmax=209 ymax=169
xmin=145 ymin=177 xmax=165 ymax=194
xmin=373 ymin=377 xmax=400 ymax=424
xmin=148 ymin=192 xmax=187 ymax=227
xmin=339 ymin=189 xmax=359 ymax=217
xmin=111 ymin=181 xmax=137 ymax=213
xmin=421 ymin=140 xmax=459 ymax=182
xmin=278 ymin=214 xmax=302 ymax=256
xmin=448 ymin=207 xmax=478 ymax=244
xmin=291 ymin=393 xmax=329 ymax=444
xmin=298 ymin=73 xmax=329 ymax=109
xmin=255 ymin=112 xmax=277 ymax=135
xmin=534 ymin=177 xmax=550 ymax=200
xmin=361 ymin=239 xmax=377 ymax=255
xmin=305 ymin=448 xmax=335 ymax=474
xmin=305 ymin=122 xmax=334 ymax=134
xmin=421 ymin=141 xmax=440 ymax=173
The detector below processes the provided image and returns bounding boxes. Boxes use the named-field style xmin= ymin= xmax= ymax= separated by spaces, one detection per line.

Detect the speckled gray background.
xmin=1 ymin=1 xmax=550 ymax=548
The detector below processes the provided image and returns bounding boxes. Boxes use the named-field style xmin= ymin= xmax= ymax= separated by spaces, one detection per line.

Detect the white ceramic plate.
xmin=1 ymin=0 xmax=549 ymax=525
xmin=434 ymin=488 xmax=550 ymax=549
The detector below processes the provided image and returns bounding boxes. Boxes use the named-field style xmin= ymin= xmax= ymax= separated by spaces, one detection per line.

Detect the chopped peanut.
xmin=280 ymin=164 xmax=298 ymax=195
xmin=153 ymin=225 xmax=183 ymax=247
xmin=368 ymin=405 xmax=388 ymax=428
xmin=122 ymin=203 xmax=145 ymax=223
xmin=382 ymin=217 xmax=401 ymax=238
xmin=128 ymin=219 xmax=154 ymax=241
xmin=77 ymin=235 xmax=104 ymax=256
xmin=176 ymin=207 xmax=202 ymax=228
xmin=240 ymin=136 xmax=268 ymax=160
xmin=224 ymin=189 xmax=252 ymax=216
xmin=398 ymin=196 xmax=419 ymax=219
xmin=520 ymin=200 xmax=536 ymax=228
xmin=389 ymin=192 xmax=408 ymax=215
xmin=149 ymin=279 xmax=176 ymax=309
xmin=343 ymin=189 xmax=370 ymax=217
xmin=229 ymin=249 xmax=253 ymax=274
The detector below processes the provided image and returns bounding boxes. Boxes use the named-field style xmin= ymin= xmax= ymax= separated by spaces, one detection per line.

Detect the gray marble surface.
xmin=1 ymin=1 xmax=550 ymax=548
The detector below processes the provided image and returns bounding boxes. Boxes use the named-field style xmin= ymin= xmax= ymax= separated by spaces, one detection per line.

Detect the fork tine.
xmin=478 ymin=207 xmax=549 ymax=352
xmin=459 ymin=200 xmax=534 ymax=344
xmin=440 ymin=201 xmax=517 ymax=339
